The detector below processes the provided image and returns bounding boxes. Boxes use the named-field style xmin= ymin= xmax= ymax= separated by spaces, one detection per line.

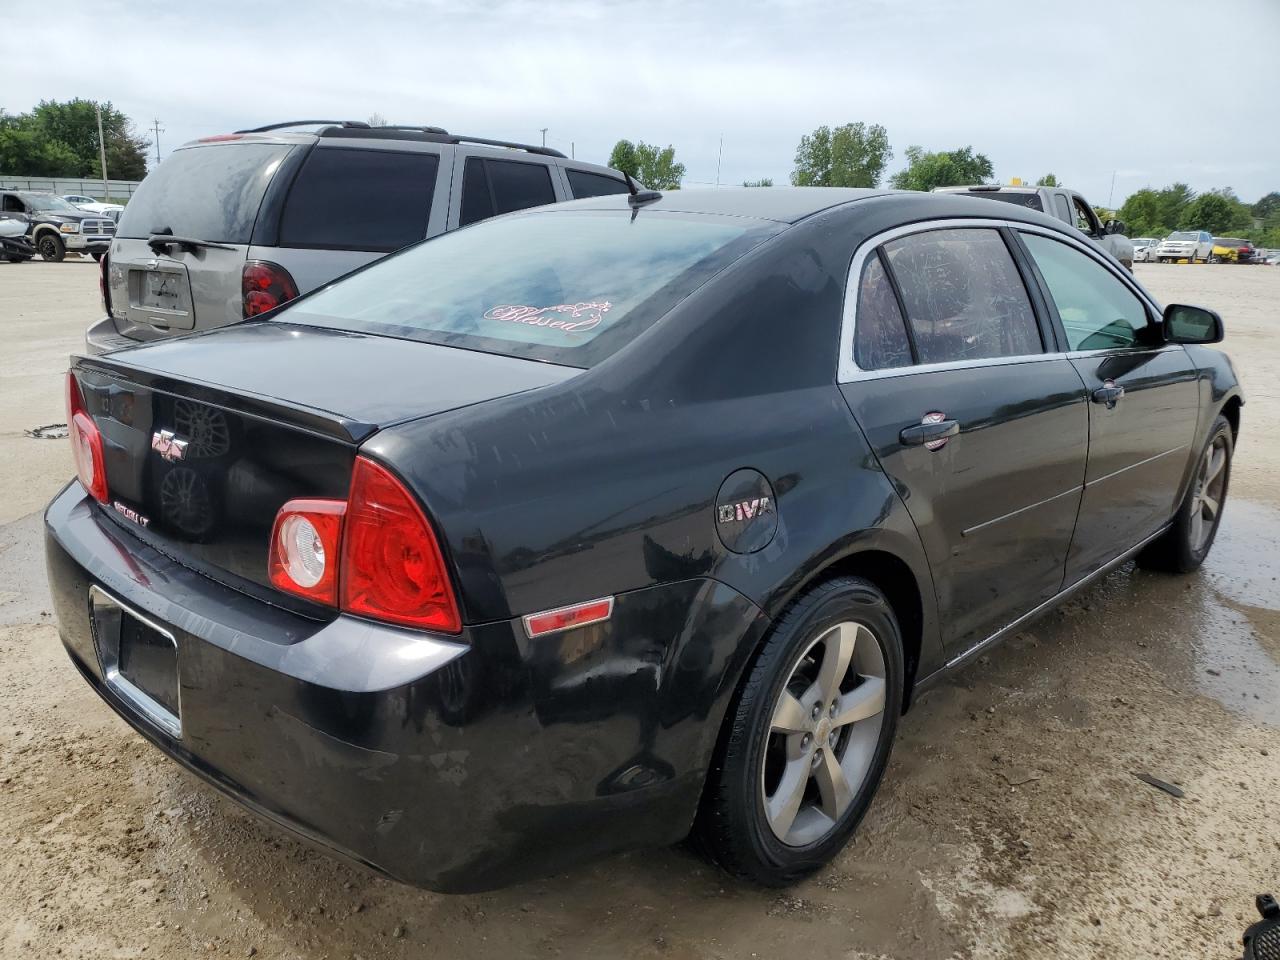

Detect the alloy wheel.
xmin=761 ymin=621 xmax=887 ymax=847
xmin=1189 ymin=433 xmax=1229 ymax=551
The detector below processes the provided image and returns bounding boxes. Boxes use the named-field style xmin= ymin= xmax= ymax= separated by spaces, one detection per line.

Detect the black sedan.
xmin=45 ymin=187 xmax=1242 ymax=891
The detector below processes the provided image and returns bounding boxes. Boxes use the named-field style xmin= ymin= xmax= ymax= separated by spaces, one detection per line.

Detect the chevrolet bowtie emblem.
xmin=150 ymin=429 xmax=189 ymax=463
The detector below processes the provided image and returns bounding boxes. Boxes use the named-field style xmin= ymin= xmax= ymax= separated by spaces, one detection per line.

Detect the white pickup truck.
xmin=933 ymin=184 xmax=1134 ymax=269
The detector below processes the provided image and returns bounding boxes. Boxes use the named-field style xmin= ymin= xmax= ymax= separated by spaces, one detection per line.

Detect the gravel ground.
xmin=1 ymin=259 xmax=1277 ymax=960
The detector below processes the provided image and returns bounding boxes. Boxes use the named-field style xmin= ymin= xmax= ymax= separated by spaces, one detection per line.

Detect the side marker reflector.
xmin=522 ymin=597 xmax=614 ymax=638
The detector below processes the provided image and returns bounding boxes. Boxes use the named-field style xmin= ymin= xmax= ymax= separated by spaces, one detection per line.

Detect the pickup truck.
xmin=933 ymin=184 xmax=1134 ymax=269
xmin=0 ymin=190 xmax=116 ymax=262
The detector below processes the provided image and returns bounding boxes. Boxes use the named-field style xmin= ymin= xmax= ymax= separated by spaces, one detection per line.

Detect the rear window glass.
xmin=978 ymin=191 xmax=1044 ymax=212
xmin=116 ymin=142 xmax=291 ymax=243
xmin=567 ymin=170 xmax=630 ymax=198
xmin=283 ymin=210 xmax=781 ymax=367
xmin=280 ymin=148 xmax=438 ymax=252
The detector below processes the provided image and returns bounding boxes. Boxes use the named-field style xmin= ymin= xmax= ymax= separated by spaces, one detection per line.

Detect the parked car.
xmin=47 ymin=188 xmax=1241 ymax=892
xmin=87 ymin=120 xmax=631 ymax=354
xmin=1131 ymin=237 xmax=1159 ymax=262
xmin=63 ymin=194 xmax=125 ymax=219
xmin=1209 ymin=237 xmax=1256 ymax=263
xmin=932 ymin=184 xmax=1134 ymax=269
xmin=0 ymin=190 xmax=115 ymax=261
xmin=1156 ymin=230 xmax=1214 ymax=263
xmin=0 ymin=210 xmax=36 ymax=261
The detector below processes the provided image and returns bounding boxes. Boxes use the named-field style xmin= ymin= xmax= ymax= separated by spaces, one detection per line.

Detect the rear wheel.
xmin=1138 ymin=414 xmax=1232 ymax=573
xmin=36 ymin=233 xmax=66 ymax=262
xmin=695 ymin=577 xmax=903 ymax=886
xmin=90 ymin=250 xmax=103 ymax=262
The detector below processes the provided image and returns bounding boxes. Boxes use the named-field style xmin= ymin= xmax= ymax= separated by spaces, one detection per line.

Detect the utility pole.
xmin=715 ymin=134 xmax=724 ymax=186
xmin=95 ymin=103 xmax=109 ymax=200
xmin=1108 ymin=170 xmax=1117 ymax=208
xmin=539 ymin=127 xmax=548 ymax=147
xmin=570 ymin=141 xmax=574 ymax=159
xmin=151 ymin=119 xmax=164 ymax=165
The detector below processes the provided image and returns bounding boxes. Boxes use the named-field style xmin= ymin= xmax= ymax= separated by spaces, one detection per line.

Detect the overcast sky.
xmin=7 ymin=0 xmax=1277 ymax=205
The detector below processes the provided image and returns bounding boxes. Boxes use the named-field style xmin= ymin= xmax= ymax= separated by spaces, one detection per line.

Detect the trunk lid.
xmin=74 ymin=322 xmax=576 ymax=604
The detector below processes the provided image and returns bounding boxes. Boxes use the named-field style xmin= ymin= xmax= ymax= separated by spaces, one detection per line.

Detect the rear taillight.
xmin=341 ymin=457 xmax=461 ymax=633
xmin=268 ymin=500 xmax=345 ymax=605
xmin=267 ymin=457 xmax=461 ymax=633
xmin=67 ymin=372 xmax=108 ymax=503
xmin=242 ymin=260 xmax=299 ymax=318
xmin=99 ymin=253 xmax=112 ymax=316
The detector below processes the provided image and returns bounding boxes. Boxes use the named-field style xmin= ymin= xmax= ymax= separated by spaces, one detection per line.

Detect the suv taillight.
xmin=242 ymin=260 xmax=299 ymax=318
xmin=99 ymin=253 xmax=112 ymax=316
xmin=67 ymin=372 xmax=108 ymax=503
xmin=267 ymin=457 xmax=461 ymax=633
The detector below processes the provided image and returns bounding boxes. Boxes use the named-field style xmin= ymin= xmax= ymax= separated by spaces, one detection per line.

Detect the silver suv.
xmin=87 ymin=121 xmax=630 ymax=353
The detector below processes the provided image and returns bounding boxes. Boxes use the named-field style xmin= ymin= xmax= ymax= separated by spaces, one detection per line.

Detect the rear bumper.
xmin=84 ymin=315 xmax=140 ymax=355
xmin=44 ymin=482 xmax=766 ymax=891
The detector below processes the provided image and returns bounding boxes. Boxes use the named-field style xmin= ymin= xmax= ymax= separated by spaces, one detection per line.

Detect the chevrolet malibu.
xmin=46 ymin=188 xmax=1242 ymax=891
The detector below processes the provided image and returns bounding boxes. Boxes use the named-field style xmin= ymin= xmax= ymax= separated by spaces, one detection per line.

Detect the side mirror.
xmin=1163 ymin=304 xmax=1223 ymax=344
xmin=1104 ymin=219 xmax=1127 ymax=236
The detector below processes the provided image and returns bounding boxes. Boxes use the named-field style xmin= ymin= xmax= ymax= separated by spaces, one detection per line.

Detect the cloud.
xmin=5 ymin=0 xmax=1277 ymax=203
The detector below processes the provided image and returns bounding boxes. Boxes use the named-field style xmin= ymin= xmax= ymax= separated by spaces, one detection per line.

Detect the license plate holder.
xmin=137 ymin=268 xmax=188 ymax=313
xmin=89 ymin=586 xmax=181 ymax=738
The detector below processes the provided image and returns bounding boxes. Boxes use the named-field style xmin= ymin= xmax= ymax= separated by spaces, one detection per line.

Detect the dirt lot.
xmin=1 ymin=259 xmax=1277 ymax=960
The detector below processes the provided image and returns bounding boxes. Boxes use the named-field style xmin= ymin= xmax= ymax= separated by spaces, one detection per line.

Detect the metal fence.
xmin=0 ymin=175 xmax=141 ymax=202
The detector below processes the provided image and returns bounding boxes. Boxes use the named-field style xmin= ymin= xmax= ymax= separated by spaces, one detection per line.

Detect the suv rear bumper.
xmin=45 ymin=482 xmax=764 ymax=891
xmin=85 ymin=315 xmax=140 ymax=355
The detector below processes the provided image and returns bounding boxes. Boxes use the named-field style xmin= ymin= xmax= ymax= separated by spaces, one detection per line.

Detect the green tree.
xmin=790 ymin=122 xmax=892 ymax=188
xmin=0 ymin=99 xmax=149 ymax=179
xmin=1252 ymin=191 xmax=1280 ymax=220
xmin=607 ymin=139 xmax=685 ymax=190
xmin=889 ymin=145 xmax=994 ymax=192
xmin=1036 ymin=173 xmax=1059 ymax=187
xmin=1118 ymin=188 xmax=1168 ymax=236
xmin=0 ymin=119 xmax=81 ymax=176
xmin=1155 ymin=183 xmax=1196 ymax=232
xmin=742 ymin=178 xmax=773 ymax=187
xmin=1179 ymin=188 xmax=1254 ymax=235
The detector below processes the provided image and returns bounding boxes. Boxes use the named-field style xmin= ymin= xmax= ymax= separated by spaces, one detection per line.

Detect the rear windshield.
xmin=976 ymin=191 xmax=1043 ymax=212
xmin=116 ymin=142 xmax=292 ymax=243
xmin=1215 ymin=238 xmax=1248 ymax=246
xmin=282 ymin=209 xmax=781 ymax=367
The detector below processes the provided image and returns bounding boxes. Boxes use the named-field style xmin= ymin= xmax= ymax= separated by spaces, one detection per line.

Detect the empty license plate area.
xmin=89 ymin=586 xmax=181 ymax=738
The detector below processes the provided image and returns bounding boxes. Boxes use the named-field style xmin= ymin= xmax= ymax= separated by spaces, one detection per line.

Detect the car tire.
xmin=694 ymin=576 xmax=903 ymax=886
xmin=1138 ymin=414 xmax=1233 ymax=574
xmin=37 ymin=233 xmax=66 ymax=263
xmin=91 ymin=251 xmax=103 ymax=262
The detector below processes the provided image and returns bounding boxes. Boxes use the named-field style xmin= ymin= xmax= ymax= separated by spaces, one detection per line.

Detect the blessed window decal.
xmin=483 ymin=301 xmax=612 ymax=334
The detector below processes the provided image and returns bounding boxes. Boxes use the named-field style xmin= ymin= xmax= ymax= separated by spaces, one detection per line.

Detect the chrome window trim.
xmin=837 ymin=217 xmax=1171 ymax=384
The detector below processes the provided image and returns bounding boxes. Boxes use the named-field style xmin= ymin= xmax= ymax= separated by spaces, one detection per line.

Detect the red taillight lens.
xmin=268 ymin=499 xmax=345 ymax=605
xmin=99 ymin=252 xmax=112 ymax=316
xmin=242 ymin=260 xmax=299 ymax=318
xmin=341 ymin=457 xmax=461 ymax=633
xmin=67 ymin=372 xmax=108 ymax=503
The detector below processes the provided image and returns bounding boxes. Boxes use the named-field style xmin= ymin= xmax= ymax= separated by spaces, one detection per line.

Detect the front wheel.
xmin=1138 ymin=414 xmax=1233 ymax=573
xmin=694 ymin=577 xmax=903 ymax=886
xmin=36 ymin=233 xmax=66 ymax=262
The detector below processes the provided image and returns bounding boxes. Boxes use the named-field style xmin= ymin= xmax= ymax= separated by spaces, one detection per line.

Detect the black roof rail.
xmin=235 ymin=121 xmax=566 ymax=158
xmin=233 ymin=120 xmax=376 ymax=134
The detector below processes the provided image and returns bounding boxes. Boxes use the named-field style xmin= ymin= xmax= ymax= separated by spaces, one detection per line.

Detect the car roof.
xmin=543 ymin=186 xmax=1078 ymax=228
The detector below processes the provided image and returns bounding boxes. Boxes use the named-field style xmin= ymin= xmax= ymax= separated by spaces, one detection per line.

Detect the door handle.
xmin=900 ymin=418 xmax=960 ymax=448
xmin=1091 ymin=381 xmax=1125 ymax=408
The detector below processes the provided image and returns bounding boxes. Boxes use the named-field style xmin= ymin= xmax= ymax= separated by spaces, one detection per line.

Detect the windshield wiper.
xmin=147 ymin=229 xmax=235 ymax=253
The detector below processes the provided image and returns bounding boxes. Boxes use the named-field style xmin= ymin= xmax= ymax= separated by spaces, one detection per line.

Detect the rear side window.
xmin=1020 ymin=233 xmax=1149 ymax=351
xmin=853 ymin=253 xmax=913 ymax=371
xmin=882 ymin=229 xmax=1042 ymax=364
xmin=567 ymin=170 xmax=630 ymax=199
xmin=116 ymin=143 xmax=291 ymax=243
xmin=460 ymin=158 xmax=556 ymax=226
xmin=279 ymin=148 xmax=438 ymax=252
xmin=285 ymin=210 xmax=781 ymax=367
